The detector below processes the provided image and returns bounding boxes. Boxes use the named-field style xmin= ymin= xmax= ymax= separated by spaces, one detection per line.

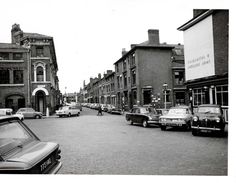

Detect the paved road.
xmin=24 ymin=107 xmax=228 ymax=175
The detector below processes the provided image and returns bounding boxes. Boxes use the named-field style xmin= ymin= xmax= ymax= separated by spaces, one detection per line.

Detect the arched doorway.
xmin=35 ymin=91 xmax=46 ymax=114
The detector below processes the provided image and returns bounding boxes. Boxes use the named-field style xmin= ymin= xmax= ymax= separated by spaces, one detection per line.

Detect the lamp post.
xmin=163 ymin=83 xmax=168 ymax=109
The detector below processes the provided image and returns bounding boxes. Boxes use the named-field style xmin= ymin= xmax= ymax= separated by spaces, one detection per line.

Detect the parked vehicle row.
xmin=125 ymin=104 xmax=226 ymax=136
xmin=82 ymin=103 xmax=123 ymax=115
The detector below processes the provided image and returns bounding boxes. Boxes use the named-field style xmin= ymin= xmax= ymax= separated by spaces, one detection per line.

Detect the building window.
xmin=132 ymin=90 xmax=137 ymax=105
xmin=13 ymin=53 xmax=23 ymax=60
xmin=36 ymin=66 xmax=44 ymax=81
xmin=0 ymin=70 xmax=10 ymax=84
xmin=193 ymin=88 xmax=206 ymax=106
xmin=130 ymin=53 xmax=135 ymax=66
xmin=36 ymin=46 xmax=44 ymax=57
xmin=216 ymin=85 xmax=228 ymax=106
xmin=131 ymin=69 xmax=136 ymax=86
xmin=174 ymin=71 xmax=184 ymax=85
xmin=0 ymin=53 xmax=9 ymax=60
xmin=123 ymin=60 xmax=127 ymax=71
xmin=123 ymin=73 xmax=127 ymax=88
xmin=175 ymin=92 xmax=185 ymax=105
xmin=116 ymin=64 xmax=119 ymax=72
xmin=143 ymin=89 xmax=152 ymax=105
xmin=117 ymin=76 xmax=120 ymax=89
xmin=13 ymin=70 xmax=23 ymax=84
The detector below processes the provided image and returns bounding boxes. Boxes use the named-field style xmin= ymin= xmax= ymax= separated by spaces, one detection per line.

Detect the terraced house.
xmin=114 ymin=29 xmax=187 ymax=110
xmin=0 ymin=24 xmax=60 ymax=115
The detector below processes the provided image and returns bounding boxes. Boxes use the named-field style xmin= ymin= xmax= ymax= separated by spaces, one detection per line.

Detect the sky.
xmin=0 ymin=0 xmax=231 ymax=94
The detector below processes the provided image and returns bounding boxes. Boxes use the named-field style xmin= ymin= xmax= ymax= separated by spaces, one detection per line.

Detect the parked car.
xmin=159 ymin=105 xmax=193 ymax=131
xmin=16 ymin=108 xmax=43 ymax=119
xmin=56 ymin=106 xmax=80 ymax=117
xmin=102 ymin=104 xmax=109 ymax=112
xmin=0 ymin=116 xmax=62 ymax=174
xmin=126 ymin=106 xmax=164 ymax=127
xmin=110 ymin=107 xmax=122 ymax=115
xmin=0 ymin=108 xmax=24 ymax=121
xmin=191 ymin=104 xmax=226 ymax=136
xmin=107 ymin=104 xmax=116 ymax=113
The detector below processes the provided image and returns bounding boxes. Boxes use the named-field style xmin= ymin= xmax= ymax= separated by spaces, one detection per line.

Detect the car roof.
xmin=198 ymin=104 xmax=221 ymax=107
xmin=170 ymin=105 xmax=190 ymax=109
xmin=0 ymin=116 xmax=20 ymax=122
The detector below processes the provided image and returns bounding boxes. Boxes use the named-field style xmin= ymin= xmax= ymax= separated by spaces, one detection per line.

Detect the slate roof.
xmin=0 ymin=43 xmax=28 ymax=50
xmin=22 ymin=32 xmax=52 ymax=39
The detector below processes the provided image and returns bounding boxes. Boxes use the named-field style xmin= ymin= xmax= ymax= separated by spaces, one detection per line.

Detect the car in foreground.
xmin=159 ymin=105 xmax=193 ymax=131
xmin=0 ymin=108 xmax=24 ymax=121
xmin=0 ymin=116 xmax=62 ymax=174
xmin=56 ymin=106 xmax=80 ymax=117
xmin=126 ymin=106 xmax=164 ymax=127
xmin=16 ymin=108 xmax=42 ymax=119
xmin=191 ymin=104 xmax=225 ymax=136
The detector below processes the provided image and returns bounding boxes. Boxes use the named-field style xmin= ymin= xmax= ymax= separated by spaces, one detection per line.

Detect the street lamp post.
xmin=163 ymin=83 xmax=168 ymax=109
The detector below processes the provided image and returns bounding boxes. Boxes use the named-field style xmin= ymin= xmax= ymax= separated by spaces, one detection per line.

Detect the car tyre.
xmin=35 ymin=115 xmax=41 ymax=119
xmin=77 ymin=112 xmax=80 ymax=116
xmin=143 ymin=120 xmax=148 ymax=128
xmin=161 ymin=125 xmax=166 ymax=131
xmin=67 ymin=113 xmax=71 ymax=117
xmin=130 ymin=120 xmax=133 ymax=125
xmin=192 ymin=129 xmax=199 ymax=136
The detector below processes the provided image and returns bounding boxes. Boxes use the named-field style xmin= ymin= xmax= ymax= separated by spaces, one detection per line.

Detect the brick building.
xmin=114 ymin=29 xmax=187 ymax=110
xmin=178 ymin=9 xmax=228 ymax=121
xmin=0 ymin=24 xmax=60 ymax=114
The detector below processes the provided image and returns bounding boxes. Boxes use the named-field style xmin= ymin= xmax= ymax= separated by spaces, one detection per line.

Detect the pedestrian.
xmin=97 ymin=104 xmax=103 ymax=116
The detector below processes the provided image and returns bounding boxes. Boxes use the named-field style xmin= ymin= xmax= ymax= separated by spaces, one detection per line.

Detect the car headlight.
xmin=161 ymin=118 xmax=166 ymax=122
xmin=216 ymin=117 xmax=220 ymax=123
xmin=193 ymin=116 xmax=198 ymax=121
xmin=148 ymin=116 xmax=152 ymax=120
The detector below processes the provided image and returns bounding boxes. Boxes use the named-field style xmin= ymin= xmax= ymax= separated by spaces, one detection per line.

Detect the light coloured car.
xmin=159 ymin=105 xmax=193 ymax=131
xmin=0 ymin=108 xmax=24 ymax=121
xmin=56 ymin=106 xmax=80 ymax=117
xmin=16 ymin=108 xmax=42 ymax=119
xmin=0 ymin=116 xmax=62 ymax=174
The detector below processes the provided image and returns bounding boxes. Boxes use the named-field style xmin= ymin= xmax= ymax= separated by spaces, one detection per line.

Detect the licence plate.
xmin=40 ymin=157 xmax=52 ymax=172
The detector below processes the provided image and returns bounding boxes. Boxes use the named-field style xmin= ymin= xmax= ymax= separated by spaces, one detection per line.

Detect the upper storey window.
xmin=13 ymin=53 xmax=23 ymax=60
xmin=36 ymin=46 xmax=44 ymax=57
xmin=36 ymin=66 xmax=44 ymax=81
xmin=0 ymin=53 xmax=9 ymax=60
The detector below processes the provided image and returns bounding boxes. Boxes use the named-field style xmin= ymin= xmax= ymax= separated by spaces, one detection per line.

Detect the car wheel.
xmin=35 ymin=115 xmax=40 ymax=119
xmin=77 ymin=112 xmax=80 ymax=116
xmin=161 ymin=125 xmax=166 ymax=131
xmin=59 ymin=115 xmax=62 ymax=118
xmin=130 ymin=120 xmax=133 ymax=125
xmin=67 ymin=113 xmax=71 ymax=117
xmin=192 ymin=129 xmax=199 ymax=136
xmin=143 ymin=120 xmax=148 ymax=128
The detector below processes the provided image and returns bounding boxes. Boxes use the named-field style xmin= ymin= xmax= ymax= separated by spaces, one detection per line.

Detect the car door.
xmin=27 ymin=108 xmax=35 ymax=118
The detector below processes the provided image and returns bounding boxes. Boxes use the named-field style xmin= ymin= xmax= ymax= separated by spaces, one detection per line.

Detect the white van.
xmin=56 ymin=106 xmax=80 ymax=117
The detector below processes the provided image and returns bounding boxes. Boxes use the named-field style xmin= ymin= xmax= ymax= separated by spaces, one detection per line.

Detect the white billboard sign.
xmin=184 ymin=15 xmax=215 ymax=81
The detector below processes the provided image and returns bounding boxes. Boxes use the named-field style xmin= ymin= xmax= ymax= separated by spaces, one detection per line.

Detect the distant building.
xmin=114 ymin=29 xmax=187 ymax=110
xmin=0 ymin=24 xmax=60 ymax=114
xmin=178 ymin=9 xmax=228 ymax=121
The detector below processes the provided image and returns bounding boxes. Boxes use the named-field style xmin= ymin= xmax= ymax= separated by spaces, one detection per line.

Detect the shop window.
xmin=0 ymin=70 xmax=10 ymax=84
xmin=193 ymin=88 xmax=206 ymax=106
xmin=216 ymin=85 xmax=228 ymax=106
xmin=13 ymin=53 xmax=23 ymax=60
xmin=36 ymin=46 xmax=44 ymax=57
xmin=13 ymin=70 xmax=23 ymax=84
xmin=175 ymin=92 xmax=185 ymax=105
xmin=36 ymin=66 xmax=44 ymax=81
xmin=174 ymin=71 xmax=184 ymax=85
xmin=0 ymin=53 xmax=9 ymax=60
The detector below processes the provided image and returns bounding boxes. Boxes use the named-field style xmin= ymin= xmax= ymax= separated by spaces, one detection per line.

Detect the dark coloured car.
xmin=0 ymin=116 xmax=62 ymax=174
xmin=191 ymin=104 xmax=225 ymax=136
xmin=125 ymin=107 xmax=163 ymax=127
xmin=159 ymin=105 xmax=193 ymax=131
xmin=16 ymin=108 xmax=43 ymax=119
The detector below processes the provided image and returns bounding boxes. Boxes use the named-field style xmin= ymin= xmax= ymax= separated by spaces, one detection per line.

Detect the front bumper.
xmin=191 ymin=126 xmax=221 ymax=131
xmin=161 ymin=120 xmax=186 ymax=127
xmin=148 ymin=120 xmax=160 ymax=124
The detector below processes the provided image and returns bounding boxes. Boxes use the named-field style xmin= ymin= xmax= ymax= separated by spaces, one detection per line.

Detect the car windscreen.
xmin=168 ymin=108 xmax=187 ymax=115
xmin=198 ymin=107 xmax=221 ymax=114
xmin=0 ymin=120 xmax=34 ymax=156
xmin=140 ymin=108 xmax=156 ymax=114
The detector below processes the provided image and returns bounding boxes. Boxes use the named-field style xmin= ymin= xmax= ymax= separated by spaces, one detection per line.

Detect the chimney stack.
xmin=122 ymin=48 xmax=127 ymax=56
xmin=148 ymin=29 xmax=160 ymax=45
xmin=11 ymin=23 xmax=23 ymax=44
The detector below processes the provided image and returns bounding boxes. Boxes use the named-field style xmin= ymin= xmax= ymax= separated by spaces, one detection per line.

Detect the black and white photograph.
xmin=0 ymin=0 xmax=235 ymax=182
